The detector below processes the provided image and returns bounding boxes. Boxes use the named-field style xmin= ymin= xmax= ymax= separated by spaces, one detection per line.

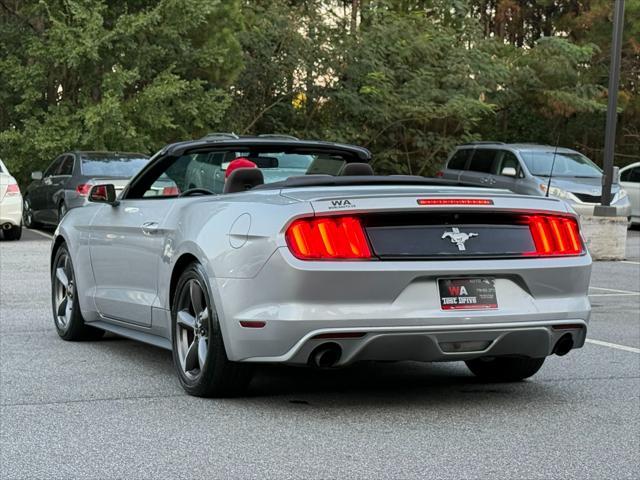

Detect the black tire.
xmin=171 ymin=262 xmax=252 ymax=397
xmin=51 ymin=244 xmax=105 ymax=341
xmin=465 ymin=356 xmax=545 ymax=382
xmin=22 ymin=197 xmax=39 ymax=228
xmin=58 ymin=202 xmax=67 ymax=222
xmin=3 ymin=224 xmax=22 ymax=240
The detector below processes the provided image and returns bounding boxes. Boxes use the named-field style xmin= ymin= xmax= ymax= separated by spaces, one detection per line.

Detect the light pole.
xmin=597 ymin=0 xmax=625 ymax=215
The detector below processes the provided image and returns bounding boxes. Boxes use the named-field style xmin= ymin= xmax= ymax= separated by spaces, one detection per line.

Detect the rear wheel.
xmin=51 ymin=244 xmax=104 ymax=341
xmin=3 ymin=224 xmax=22 ymax=240
xmin=23 ymin=198 xmax=39 ymax=228
xmin=58 ymin=202 xmax=67 ymax=222
xmin=171 ymin=263 xmax=252 ymax=397
xmin=465 ymin=356 xmax=545 ymax=382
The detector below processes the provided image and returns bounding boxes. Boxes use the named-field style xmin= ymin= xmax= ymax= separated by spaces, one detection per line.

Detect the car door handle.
xmin=141 ymin=221 xmax=160 ymax=235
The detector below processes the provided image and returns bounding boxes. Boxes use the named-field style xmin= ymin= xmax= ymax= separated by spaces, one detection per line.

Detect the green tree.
xmin=0 ymin=0 xmax=243 ymax=183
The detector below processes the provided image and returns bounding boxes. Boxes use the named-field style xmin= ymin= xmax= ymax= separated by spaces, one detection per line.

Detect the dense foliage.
xmin=1 ymin=0 xmax=638 ymax=182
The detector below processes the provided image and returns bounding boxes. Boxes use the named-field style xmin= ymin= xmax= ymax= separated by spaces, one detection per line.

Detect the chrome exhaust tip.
xmin=309 ymin=343 xmax=342 ymax=368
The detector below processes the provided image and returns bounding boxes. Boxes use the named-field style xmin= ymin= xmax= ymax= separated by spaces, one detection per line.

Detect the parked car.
xmin=50 ymin=136 xmax=591 ymax=397
xmin=0 ymin=158 xmax=23 ymax=240
xmin=23 ymin=151 xmax=149 ymax=227
xmin=620 ymin=162 xmax=640 ymax=225
xmin=438 ymin=142 xmax=631 ymax=216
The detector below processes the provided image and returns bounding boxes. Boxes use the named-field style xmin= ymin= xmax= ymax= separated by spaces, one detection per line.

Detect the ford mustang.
xmin=50 ymin=136 xmax=592 ymax=397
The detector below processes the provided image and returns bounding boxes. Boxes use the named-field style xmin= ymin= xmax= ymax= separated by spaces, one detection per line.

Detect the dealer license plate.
xmin=438 ymin=277 xmax=498 ymax=310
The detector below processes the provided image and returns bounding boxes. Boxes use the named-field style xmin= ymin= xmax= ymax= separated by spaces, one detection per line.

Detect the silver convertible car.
xmin=50 ymin=136 xmax=592 ymax=397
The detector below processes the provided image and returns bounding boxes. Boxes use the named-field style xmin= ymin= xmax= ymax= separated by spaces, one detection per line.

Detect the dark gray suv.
xmin=438 ymin=142 xmax=631 ymax=216
xmin=23 ymin=151 xmax=149 ymax=227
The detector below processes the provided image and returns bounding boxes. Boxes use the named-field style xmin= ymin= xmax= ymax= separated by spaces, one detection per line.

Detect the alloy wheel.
xmin=53 ymin=252 xmax=75 ymax=332
xmin=23 ymin=200 xmax=33 ymax=227
xmin=175 ymin=279 xmax=210 ymax=380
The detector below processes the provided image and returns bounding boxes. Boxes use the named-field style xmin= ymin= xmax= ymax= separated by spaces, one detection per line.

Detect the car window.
xmin=468 ymin=149 xmax=497 ymax=174
xmin=57 ymin=155 xmax=74 ymax=176
xmin=520 ymin=151 xmax=601 ymax=177
xmin=621 ymin=166 xmax=640 ymax=183
xmin=127 ymin=148 xmax=354 ymax=199
xmin=81 ymin=153 xmax=149 ymax=177
xmin=447 ymin=149 xmax=471 ymax=170
xmin=496 ymin=151 xmax=520 ymax=176
xmin=44 ymin=156 xmax=64 ymax=177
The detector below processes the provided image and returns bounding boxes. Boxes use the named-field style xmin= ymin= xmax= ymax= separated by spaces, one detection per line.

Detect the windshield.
xmin=132 ymin=148 xmax=355 ymax=198
xmin=81 ymin=153 xmax=149 ymax=177
xmin=521 ymin=151 xmax=602 ymax=178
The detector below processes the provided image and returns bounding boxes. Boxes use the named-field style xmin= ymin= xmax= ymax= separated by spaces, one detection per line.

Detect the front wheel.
xmin=465 ymin=356 xmax=545 ymax=382
xmin=171 ymin=263 xmax=252 ymax=397
xmin=51 ymin=244 xmax=104 ymax=341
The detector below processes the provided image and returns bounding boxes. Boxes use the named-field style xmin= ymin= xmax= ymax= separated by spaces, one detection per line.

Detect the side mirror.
xmin=31 ymin=171 xmax=43 ymax=181
xmin=501 ymin=167 xmax=517 ymax=177
xmin=88 ymin=184 xmax=118 ymax=205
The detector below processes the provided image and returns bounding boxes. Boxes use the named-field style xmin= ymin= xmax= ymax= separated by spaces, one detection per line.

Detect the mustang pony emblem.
xmin=442 ymin=227 xmax=479 ymax=251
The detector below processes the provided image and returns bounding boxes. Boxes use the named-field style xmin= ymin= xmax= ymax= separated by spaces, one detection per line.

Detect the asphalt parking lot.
xmin=1 ymin=228 xmax=639 ymax=479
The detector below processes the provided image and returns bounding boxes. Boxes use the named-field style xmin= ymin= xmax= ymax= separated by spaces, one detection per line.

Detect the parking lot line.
xmin=621 ymin=261 xmax=640 ymax=265
xmin=589 ymin=293 xmax=639 ymax=297
xmin=26 ymin=228 xmax=53 ymax=239
xmin=589 ymin=286 xmax=639 ymax=294
xmin=586 ymin=339 xmax=640 ymax=354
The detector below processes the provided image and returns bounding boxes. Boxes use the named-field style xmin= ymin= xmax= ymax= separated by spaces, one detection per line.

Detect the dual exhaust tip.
xmin=308 ymin=334 xmax=574 ymax=367
xmin=553 ymin=334 xmax=574 ymax=356
xmin=309 ymin=343 xmax=342 ymax=368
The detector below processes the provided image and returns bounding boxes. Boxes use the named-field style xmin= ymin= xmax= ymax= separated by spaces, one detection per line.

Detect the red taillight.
xmin=435 ymin=171 xmax=444 ymax=177
xmin=526 ymin=215 xmax=583 ymax=256
xmin=5 ymin=183 xmax=20 ymax=196
xmin=162 ymin=186 xmax=180 ymax=196
xmin=76 ymin=183 xmax=91 ymax=196
xmin=286 ymin=216 xmax=372 ymax=260
xmin=417 ymin=198 xmax=494 ymax=206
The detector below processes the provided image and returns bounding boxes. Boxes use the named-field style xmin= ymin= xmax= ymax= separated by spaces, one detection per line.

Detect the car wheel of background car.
xmin=22 ymin=198 xmax=39 ymax=228
xmin=3 ymin=224 xmax=22 ymax=240
xmin=51 ymin=244 xmax=105 ymax=341
xmin=171 ymin=262 xmax=253 ymax=397
xmin=58 ymin=202 xmax=67 ymax=221
xmin=465 ymin=356 xmax=545 ymax=382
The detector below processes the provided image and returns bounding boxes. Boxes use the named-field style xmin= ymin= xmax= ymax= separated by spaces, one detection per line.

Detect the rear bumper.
xmin=0 ymin=195 xmax=22 ymax=226
xmin=244 ymin=320 xmax=588 ymax=365
xmin=214 ymin=248 xmax=592 ymax=363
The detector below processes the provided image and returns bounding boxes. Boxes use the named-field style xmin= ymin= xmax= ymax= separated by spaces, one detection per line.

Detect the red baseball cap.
xmin=225 ymin=157 xmax=257 ymax=179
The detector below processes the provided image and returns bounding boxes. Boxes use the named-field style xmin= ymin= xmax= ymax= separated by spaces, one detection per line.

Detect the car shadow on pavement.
xmin=89 ymin=337 xmax=552 ymax=406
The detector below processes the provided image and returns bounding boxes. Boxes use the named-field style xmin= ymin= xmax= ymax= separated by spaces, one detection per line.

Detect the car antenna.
xmin=545 ymin=137 xmax=560 ymax=198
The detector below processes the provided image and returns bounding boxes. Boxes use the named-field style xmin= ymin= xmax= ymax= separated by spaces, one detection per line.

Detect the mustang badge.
xmin=442 ymin=227 xmax=478 ymax=251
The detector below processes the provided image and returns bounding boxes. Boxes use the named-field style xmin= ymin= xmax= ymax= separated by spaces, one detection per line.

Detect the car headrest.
xmin=223 ymin=168 xmax=264 ymax=194
xmin=339 ymin=162 xmax=374 ymax=176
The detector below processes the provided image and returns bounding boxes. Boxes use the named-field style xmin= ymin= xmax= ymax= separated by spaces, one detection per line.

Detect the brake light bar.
xmin=286 ymin=216 xmax=372 ymax=260
xmin=526 ymin=215 xmax=583 ymax=256
xmin=417 ymin=198 xmax=494 ymax=206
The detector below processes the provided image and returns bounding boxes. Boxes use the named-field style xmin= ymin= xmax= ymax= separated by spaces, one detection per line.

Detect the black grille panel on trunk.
xmin=363 ymin=212 xmax=535 ymax=259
